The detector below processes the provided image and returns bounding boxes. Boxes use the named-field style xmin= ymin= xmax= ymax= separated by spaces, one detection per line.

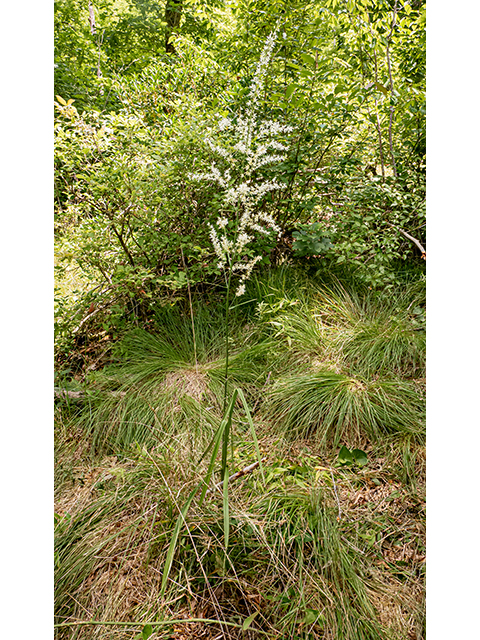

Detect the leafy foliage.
xmin=292 ymin=223 xmax=333 ymax=257
xmin=55 ymin=0 xmax=426 ymax=364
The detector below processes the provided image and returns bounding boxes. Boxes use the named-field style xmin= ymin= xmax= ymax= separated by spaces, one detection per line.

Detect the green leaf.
xmin=160 ymin=487 xmax=198 ymax=597
xmin=236 ymin=388 xmax=265 ymax=486
xmin=242 ymin=611 xmax=259 ymax=630
xmin=221 ymin=392 xmax=236 ymax=483
xmin=142 ymin=624 xmax=153 ymax=639
xmin=374 ymin=81 xmax=389 ymax=96
xmin=199 ymin=390 xmax=237 ymax=506
xmin=352 ymin=449 xmax=368 ymax=466
xmin=223 ymin=465 xmax=230 ymax=551
xmin=338 ymin=445 xmax=353 ymax=465
xmin=285 ymin=83 xmax=297 ymax=100
xmin=300 ymin=53 xmax=316 ymax=67
xmin=333 ymin=57 xmax=351 ymax=68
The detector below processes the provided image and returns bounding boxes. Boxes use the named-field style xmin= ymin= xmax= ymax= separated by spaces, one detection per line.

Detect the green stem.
xmin=221 ymin=266 xmax=233 ymax=482
xmin=222 ymin=268 xmax=232 ymax=416
xmin=54 ymin=617 xmax=271 ymax=634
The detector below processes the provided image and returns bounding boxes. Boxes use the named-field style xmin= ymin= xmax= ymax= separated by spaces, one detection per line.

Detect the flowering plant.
xmin=189 ymin=26 xmax=292 ymax=297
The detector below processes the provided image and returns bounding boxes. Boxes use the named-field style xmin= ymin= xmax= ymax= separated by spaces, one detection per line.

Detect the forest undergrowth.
xmin=54 ymin=266 xmax=425 ymax=640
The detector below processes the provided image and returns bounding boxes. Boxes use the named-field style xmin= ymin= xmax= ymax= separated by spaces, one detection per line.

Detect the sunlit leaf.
xmin=285 ymin=83 xmax=297 ymax=100
xmin=300 ymin=53 xmax=316 ymax=67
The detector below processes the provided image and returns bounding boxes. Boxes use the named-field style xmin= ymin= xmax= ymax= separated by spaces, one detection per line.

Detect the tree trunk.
xmin=165 ymin=0 xmax=183 ymax=53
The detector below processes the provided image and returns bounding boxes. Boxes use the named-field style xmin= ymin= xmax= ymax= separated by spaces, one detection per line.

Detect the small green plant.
xmin=337 ymin=445 xmax=368 ymax=467
xmin=135 ymin=624 xmax=153 ymax=640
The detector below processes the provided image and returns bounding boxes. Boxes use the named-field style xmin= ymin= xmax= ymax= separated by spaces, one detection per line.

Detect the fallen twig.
xmin=206 ymin=458 xmax=267 ymax=496
xmin=54 ymin=388 xmax=85 ymax=400
xmin=54 ymin=388 xmax=126 ymax=401
xmin=53 ymin=617 xmax=271 ymax=635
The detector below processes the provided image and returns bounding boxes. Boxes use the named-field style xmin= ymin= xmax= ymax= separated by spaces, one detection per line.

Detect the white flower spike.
xmin=190 ymin=25 xmax=291 ymax=295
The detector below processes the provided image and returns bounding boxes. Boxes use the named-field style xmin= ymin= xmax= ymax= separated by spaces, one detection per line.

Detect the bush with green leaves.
xmin=316 ymin=170 xmax=426 ymax=288
xmin=54 ymin=0 xmax=426 ymax=363
xmin=54 ymin=93 xmax=226 ymax=353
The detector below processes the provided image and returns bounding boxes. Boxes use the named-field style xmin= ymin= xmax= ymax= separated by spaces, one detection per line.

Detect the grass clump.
xmin=55 ymin=435 xmax=425 ymax=639
xmin=55 ymin=440 xmax=412 ymax=639
xmin=265 ymin=369 xmax=424 ymax=449
xmin=71 ymin=303 xmax=271 ymax=456
xmin=253 ymin=274 xmax=425 ymax=380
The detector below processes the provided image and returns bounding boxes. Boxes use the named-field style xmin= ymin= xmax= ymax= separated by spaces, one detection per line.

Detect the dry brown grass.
xmin=162 ymin=369 xmax=211 ymax=405
xmin=55 ymin=416 xmax=426 ymax=640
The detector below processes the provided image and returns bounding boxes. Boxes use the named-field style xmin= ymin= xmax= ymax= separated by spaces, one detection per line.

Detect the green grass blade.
xmin=242 ymin=611 xmax=259 ymax=630
xmin=236 ymin=387 xmax=265 ymax=487
xmin=199 ymin=389 xmax=237 ymax=506
xmin=221 ymin=396 xmax=234 ymax=482
xmin=160 ymin=486 xmax=198 ymax=597
xmin=161 ymin=392 xmax=238 ymax=592
xmin=223 ymin=465 xmax=230 ymax=551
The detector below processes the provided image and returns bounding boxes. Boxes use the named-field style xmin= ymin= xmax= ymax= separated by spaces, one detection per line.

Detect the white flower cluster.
xmin=232 ymin=255 xmax=262 ymax=296
xmin=258 ymin=121 xmax=293 ymax=137
xmin=245 ymin=27 xmax=279 ymax=117
xmin=189 ymin=162 xmax=231 ymax=188
xmin=190 ymin=25 xmax=292 ymax=297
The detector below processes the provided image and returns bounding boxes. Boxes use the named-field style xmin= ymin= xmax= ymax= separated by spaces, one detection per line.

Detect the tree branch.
xmin=388 ymin=223 xmax=426 ymax=259
xmin=386 ymin=0 xmax=398 ymax=177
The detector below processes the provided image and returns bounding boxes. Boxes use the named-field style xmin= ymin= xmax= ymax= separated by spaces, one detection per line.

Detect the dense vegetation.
xmin=54 ymin=1 xmax=426 ymax=638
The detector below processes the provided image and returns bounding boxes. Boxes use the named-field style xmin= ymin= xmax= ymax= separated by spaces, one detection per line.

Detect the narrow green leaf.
xmin=236 ymin=388 xmax=265 ymax=486
xmin=333 ymin=57 xmax=351 ymax=68
xmin=199 ymin=390 xmax=237 ymax=506
xmin=198 ymin=427 xmax=223 ymax=505
xmin=160 ymin=486 xmax=198 ymax=597
xmin=221 ymin=390 xmax=237 ymax=482
xmin=223 ymin=465 xmax=230 ymax=551
xmin=374 ymin=81 xmax=389 ymax=96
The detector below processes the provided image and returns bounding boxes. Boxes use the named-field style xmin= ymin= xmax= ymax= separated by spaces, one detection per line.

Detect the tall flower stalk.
xmin=190 ymin=26 xmax=292 ymax=412
xmin=159 ymin=34 xmax=288 ymax=584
